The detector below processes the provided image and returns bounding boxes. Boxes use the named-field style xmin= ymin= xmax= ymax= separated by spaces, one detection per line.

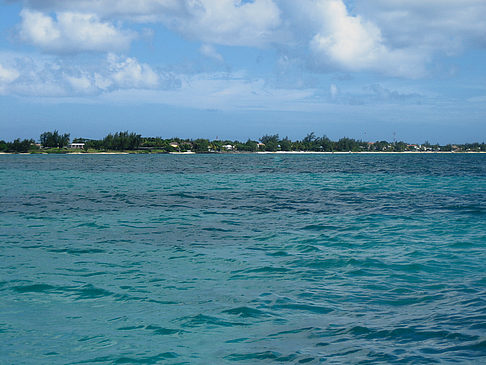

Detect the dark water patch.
xmin=43 ymin=352 xmax=59 ymax=356
xmin=267 ymin=327 xmax=316 ymax=338
xmin=246 ymin=266 xmax=292 ymax=274
xmin=347 ymin=325 xmax=479 ymax=344
xmin=12 ymin=283 xmax=58 ymax=293
xmin=117 ymin=325 xmax=144 ymax=331
xmin=271 ymin=303 xmax=333 ymax=315
xmin=267 ymin=250 xmax=290 ymax=257
xmin=73 ymin=352 xmax=179 ymax=364
xmin=179 ymin=314 xmax=248 ymax=328
xmin=224 ymin=351 xmax=283 ymax=361
xmin=294 ymin=244 xmax=321 ymax=253
xmin=145 ymin=324 xmax=182 ymax=336
xmin=297 ymin=357 xmax=315 ymax=363
xmin=202 ymin=227 xmax=232 ymax=232
xmin=222 ymin=306 xmax=269 ymax=318
xmin=49 ymin=248 xmax=106 ymax=255
xmin=74 ymin=284 xmax=115 ymax=300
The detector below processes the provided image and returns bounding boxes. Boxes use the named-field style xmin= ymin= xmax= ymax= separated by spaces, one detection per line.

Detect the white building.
xmin=68 ymin=143 xmax=85 ymax=149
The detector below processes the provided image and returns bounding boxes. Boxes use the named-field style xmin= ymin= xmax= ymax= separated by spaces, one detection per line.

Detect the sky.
xmin=0 ymin=0 xmax=485 ymax=143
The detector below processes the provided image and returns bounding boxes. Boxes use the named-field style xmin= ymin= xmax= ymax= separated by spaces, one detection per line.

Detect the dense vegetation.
xmin=1 ymin=131 xmax=485 ymax=153
xmin=78 ymin=131 xmax=142 ymax=151
xmin=40 ymin=130 xmax=70 ymax=148
xmin=0 ymin=139 xmax=37 ymax=153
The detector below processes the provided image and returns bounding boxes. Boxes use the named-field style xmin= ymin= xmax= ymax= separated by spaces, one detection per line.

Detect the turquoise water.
xmin=1 ymin=154 xmax=485 ymax=364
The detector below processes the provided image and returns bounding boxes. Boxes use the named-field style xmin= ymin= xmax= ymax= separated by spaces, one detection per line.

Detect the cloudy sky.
xmin=0 ymin=0 xmax=485 ymax=143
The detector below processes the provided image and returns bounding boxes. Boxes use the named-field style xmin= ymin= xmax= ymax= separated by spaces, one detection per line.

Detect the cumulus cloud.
xmin=354 ymin=0 xmax=486 ymax=52
xmin=21 ymin=0 xmax=282 ymax=47
xmin=199 ymin=44 xmax=223 ymax=62
xmin=0 ymin=64 xmax=20 ymax=84
xmin=11 ymin=0 xmax=486 ymax=77
xmin=65 ymin=74 xmax=93 ymax=93
xmin=22 ymin=0 xmax=186 ymax=19
xmin=0 ymin=63 xmax=20 ymax=94
xmin=107 ymin=54 xmax=159 ymax=88
xmin=19 ymin=9 xmax=135 ymax=53
xmin=306 ymin=0 xmax=426 ymax=77
xmin=0 ymin=53 xmax=159 ymax=97
xmin=168 ymin=0 xmax=281 ymax=47
xmin=0 ymin=51 xmax=324 ymax=110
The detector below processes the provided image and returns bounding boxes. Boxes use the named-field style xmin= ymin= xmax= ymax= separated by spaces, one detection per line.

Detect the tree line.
xmin=1 ymin=130 xmax=485 ymax=153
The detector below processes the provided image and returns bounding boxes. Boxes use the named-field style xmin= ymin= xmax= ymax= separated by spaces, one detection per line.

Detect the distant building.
xmin=169 ymin=142 xmax=179 ymax=148
xmin=222 ymin=144 xmax=234 ymax=151
xmin=68 ymin=143 xmax=85 ymax=149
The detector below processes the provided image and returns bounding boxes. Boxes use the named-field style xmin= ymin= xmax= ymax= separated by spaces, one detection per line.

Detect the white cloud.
xmin=0 ymin=64 xmax=20 ymax=84
xmin=10 ymin=0 xmax=486 ymax=78
xmin=19 ymin=9 xmax=135 ymax=53
xmin=22 ymin=0 xmax=185 ymax=19
xmin=199 ymin=44 xmax=223 ymax=62
xmin=0 ymin=63 xmax=20 ymax=94
xmin=169 ymin=0 xmax=281 ymax=47
xmin=0 ymin=53 xmax=159 ymax=96
xmin=65 ymin=74 xmax=93 ymax=93
xmin=21 ymin=0 xmax=282 ymax=47
xmin=354 ymin=0 xmax=486 ymax=52
xmin=108 ymin=54 xmax=159 ymax=88
xmin=307 ymin=0 xmax=426 ymax=77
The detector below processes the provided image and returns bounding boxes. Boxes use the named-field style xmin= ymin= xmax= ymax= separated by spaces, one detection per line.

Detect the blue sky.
xmin=0 ymin=0 xmax=485 ymax=143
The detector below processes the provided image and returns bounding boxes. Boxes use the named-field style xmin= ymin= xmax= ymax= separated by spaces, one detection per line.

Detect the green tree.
xmin=193 ymin=138 xmax=210 ymax=153
xmin=336 ymin=137 xmax=359 ymax=152
xmin=317 ymin=135 xmax=333 ymax=151
xmin=7 ymin=139 xmax=34 ymax=153
xmin=260 ymin=134 xmax=279 ymax=151
xmin=279 ymin=137 xmax=292 ymax=151
xmin=40 ymin=130 xmax=70 ymax=148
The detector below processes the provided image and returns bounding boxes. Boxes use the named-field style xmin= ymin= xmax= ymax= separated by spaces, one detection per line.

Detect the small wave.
xmin=202 ymin=227 xmax=232 ymax=232
xmin=346 ymin=325 xmax=479 ymax=344
xmin=74 ymin=284 xmax=114 ymax=299
xmin=267 ymin=250 xmax=290 ymax=257
xmin=75 ymin=222 xmax=108 ymax=229
xmin=246 ymin=266 xmax=291 ymax=274
xmin=271 ymin=303 xmax=333 ymax=314
xmin=222 ymin=306 xmax=269 ymax=318
xmin=224 ymin=351 xmax=283 ymax=361
xmin=117 ymin=325 xmax=144 ymax=331
xmin=72 ymin=352 xmax=179 ymax=364
xmin=268 ymin=327 xmax=316 ymax=338
xmin=301 ymin=224 xmax=341 ymax=231
xmin=145 ymin=324 xmax=182 ymax=336
xmin=49 ymin=248 xmax=105 ymax=255
xmin=12 ymin=283 xmax=58 ymax=293
xmin=179 ymin=314 xmax=248 ymax=328
xmin=225 ymin=351 xmax=313 ymax=362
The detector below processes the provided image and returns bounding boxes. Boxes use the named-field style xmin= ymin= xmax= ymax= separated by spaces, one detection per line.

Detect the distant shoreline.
xmin=1 ymin=151 xmax=485 ymax=155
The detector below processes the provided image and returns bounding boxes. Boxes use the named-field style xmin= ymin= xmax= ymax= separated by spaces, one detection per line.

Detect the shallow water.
xmin=1 ymin=154 xmax=485 ymax=364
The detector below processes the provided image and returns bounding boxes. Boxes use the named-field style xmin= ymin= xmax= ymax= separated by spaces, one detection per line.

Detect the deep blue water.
xmin=1 ymin=154 xmax=485 ymax=364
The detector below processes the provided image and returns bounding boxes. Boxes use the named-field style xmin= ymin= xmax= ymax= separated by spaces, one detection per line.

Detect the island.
xmin=1 ymin=130 xmax=485 ymax=154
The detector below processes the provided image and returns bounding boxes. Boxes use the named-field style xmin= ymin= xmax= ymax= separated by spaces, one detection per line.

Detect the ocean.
xmin=1 ymin=153 xmax=485 ymax=364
